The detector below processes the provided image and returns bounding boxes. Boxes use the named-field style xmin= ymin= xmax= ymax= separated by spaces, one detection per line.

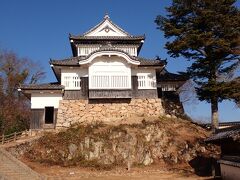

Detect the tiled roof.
xmin=50 ymin=49 xmax=166 ymax=67
xmin=20 ymin=82 xmax=64 ymax=90
xmin=136 ymin=57 xmax=166 ymax=66
xmin=205 ymin=126 xmax=240 ymax=143
xmin=69 ymin=35 xmax=145 ymax=41
xmin=83 ymin=14 xmax=131 ymax=36
xmin=201 ymin=121 xmax=240 ymax=129
xmin=50 ymin=58 xmax=80 ymax=66
xmin=157 ymin=72 xmax=189 ymax=82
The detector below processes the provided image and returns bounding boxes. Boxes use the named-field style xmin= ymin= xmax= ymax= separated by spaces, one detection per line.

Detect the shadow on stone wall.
xmin=89 ymin=99 xmax=131 ymax=104
xmin=159 ymin=91 xmax=185 ymax=117
xmin=189 ymin=156 xmax=220 ymax=177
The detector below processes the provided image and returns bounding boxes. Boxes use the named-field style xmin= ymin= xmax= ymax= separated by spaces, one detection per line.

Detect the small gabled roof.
xmin=157 ymin=69 xmax=189 ymax=82
xmin=69 ymin=14 xmax=145 ymax=40
xmin=83 ymin=14 xmax=131 ymax=36
xmin=69 ymin=14 xmax=145 ymax=56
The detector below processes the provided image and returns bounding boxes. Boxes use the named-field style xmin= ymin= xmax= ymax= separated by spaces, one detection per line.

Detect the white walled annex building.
xmin=19 ymin=14 xmax=187 ymax=129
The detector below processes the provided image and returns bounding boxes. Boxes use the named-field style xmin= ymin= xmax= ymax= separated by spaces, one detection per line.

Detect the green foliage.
xmin=4 ymin=115 xmax=29 ymax=135
xmin=155 ymin=0 xmax=240 ymax=127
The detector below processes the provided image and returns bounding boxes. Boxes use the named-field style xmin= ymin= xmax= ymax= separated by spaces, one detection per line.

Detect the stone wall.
xmin=56 ymin=99 xmax=164 ymax=128
xmin=160 ymin=91 xmax=185 ymax=118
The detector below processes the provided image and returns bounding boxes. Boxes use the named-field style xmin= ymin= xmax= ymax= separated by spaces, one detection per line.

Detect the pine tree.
xmin=155 ymin=0 xmax=240 ymax=130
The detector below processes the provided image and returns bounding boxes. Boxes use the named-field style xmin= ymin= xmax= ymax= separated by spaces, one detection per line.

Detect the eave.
xmin=69 ymin=35 xmax=145 ymax=41
xmin=50 ymin=49 xmax=166 ymax=69
xmin=18 ymin=82 xmax=64 ymax=98
xmin=205 ymin=126 xmax=240 ymax=144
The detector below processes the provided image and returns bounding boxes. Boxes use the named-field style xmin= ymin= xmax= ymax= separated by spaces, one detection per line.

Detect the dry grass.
xmin=22 ymin=116 xmax=216 ymax=170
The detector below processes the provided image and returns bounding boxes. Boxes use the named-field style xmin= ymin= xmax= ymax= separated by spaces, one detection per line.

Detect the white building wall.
xmin=61 ymin=68 xmax=88 ymax=90
xmin=131 ymin=68 xmax=156 ymax=76
xmin=115 ymin=45 xmax=137 ymax=56
xmin=132 ymin=68 xmax=157 ymax=89
xmin=31 ymin=93 xmax=62 ymax=109
xmin=77 ymin=45 xmax=137 ymax=56
xmin=89 ymin=56 xmax=131 ymax=89
xmin=61 ymin=68 xmax=88 ymax=78
xmin=78 ymin=45 xmax=100 ymax=56
xmin=89 ymin=56 xmax=131 ymax=74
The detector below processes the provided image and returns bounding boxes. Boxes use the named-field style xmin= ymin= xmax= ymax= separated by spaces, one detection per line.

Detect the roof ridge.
xmin=19 ymin=82 xmax=64 ymax=90
xmin=50 ymin=56 xmax=81 ymax=62
xmin=136 ymin=56 xmax=165 ymax=61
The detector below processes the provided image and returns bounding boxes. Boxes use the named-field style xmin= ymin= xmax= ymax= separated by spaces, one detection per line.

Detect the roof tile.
xmin=69 ymin=35 xmax=145 ymax=41
xmin=205 ymin=126 xmax=240 ymax=143
xmin=50 ymin=49 xmax=166 ymax=67
xmin=20 ymin=82 xmax=64 ymax=90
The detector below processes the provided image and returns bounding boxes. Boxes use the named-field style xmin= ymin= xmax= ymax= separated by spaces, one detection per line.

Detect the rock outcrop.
xmin=22 ymin=118 xmax=219 ymax=169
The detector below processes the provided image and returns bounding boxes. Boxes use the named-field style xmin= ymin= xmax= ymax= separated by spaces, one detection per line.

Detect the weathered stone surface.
xmin=68 ymin=143 xmax=77 ymax=156
xmin=142 ymin=151 xmax=153 ymax=165
xmin=19 ymin=119 xmax=219 ymax=169
xmin=56 ymin=99 xmax=165 ymax=128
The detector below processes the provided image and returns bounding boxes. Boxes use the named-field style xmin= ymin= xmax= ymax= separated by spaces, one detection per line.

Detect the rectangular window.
xmin=161 ymin=84 xmax=176 ymax=91
xmin=137 ymin=74 xmax=156 ymax=89
xmin=63 ymin=75 xmax=81 ymax=90
xmin=78 ymin=46 xmax=100 ymax=56
xmin=44 ymin=107 xmax=54 ymax=124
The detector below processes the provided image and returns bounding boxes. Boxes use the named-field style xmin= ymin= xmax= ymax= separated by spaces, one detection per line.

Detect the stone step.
xmin=0 ymin=148 xmax=44 ymax=179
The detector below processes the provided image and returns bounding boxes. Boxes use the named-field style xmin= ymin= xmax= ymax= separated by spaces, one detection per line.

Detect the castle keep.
xmin=19 ymin=15 xmax=186 ymax=129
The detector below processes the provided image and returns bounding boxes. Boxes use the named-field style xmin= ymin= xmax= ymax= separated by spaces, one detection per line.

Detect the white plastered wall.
xmin=89 ymin=56 xmax=131 ymax=89
xmin=89 ymin=56 xmax=131 ymax=74
xmin=77 ymin=45 xmax=138 ymax=56
xmin=61 ymin=68 xmax=88 ymax=80
xmin=31 ymin=93 xmax=62 ymax=109
xmin=132 ymin=68 xmax=156 ymax=77
xmin=132 ymin=68 xmax=157 ymax=89
xmin=61 ymin=68 xmax=88 ymax=89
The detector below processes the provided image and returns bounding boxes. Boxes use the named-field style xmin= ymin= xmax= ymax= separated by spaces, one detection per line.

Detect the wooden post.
xmin=14 ymin=132 xmax=17 ymax=142
xmin=1 ymin=134 xmax=4 ymax=144
xmin=81 ymin=77 xmax=89 ymax=99
xmin=131 ymin=76 xmax=138 ymax=98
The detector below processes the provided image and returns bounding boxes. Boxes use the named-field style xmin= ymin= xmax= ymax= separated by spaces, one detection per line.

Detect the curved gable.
xmin=79 ymin=50 xmax=140 ymax=65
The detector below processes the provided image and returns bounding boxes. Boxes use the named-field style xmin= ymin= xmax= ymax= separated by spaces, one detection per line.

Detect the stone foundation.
xmin=56 ymin=99 xmax=164 ymax=128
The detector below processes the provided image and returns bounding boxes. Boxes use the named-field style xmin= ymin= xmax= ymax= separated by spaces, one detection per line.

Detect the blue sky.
xmin=0 ymin=0 xmax=239 ymax=123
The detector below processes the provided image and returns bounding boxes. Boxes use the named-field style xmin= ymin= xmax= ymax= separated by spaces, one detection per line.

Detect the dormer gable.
xmin=84 ymin=14 xmax=130 ymax=37
xmin=69 ymin=14 xmax=145 ymax=57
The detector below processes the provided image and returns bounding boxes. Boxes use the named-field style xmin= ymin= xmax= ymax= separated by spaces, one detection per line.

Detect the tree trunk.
xmin=211 ymin=97 xmax=219 ymax=131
